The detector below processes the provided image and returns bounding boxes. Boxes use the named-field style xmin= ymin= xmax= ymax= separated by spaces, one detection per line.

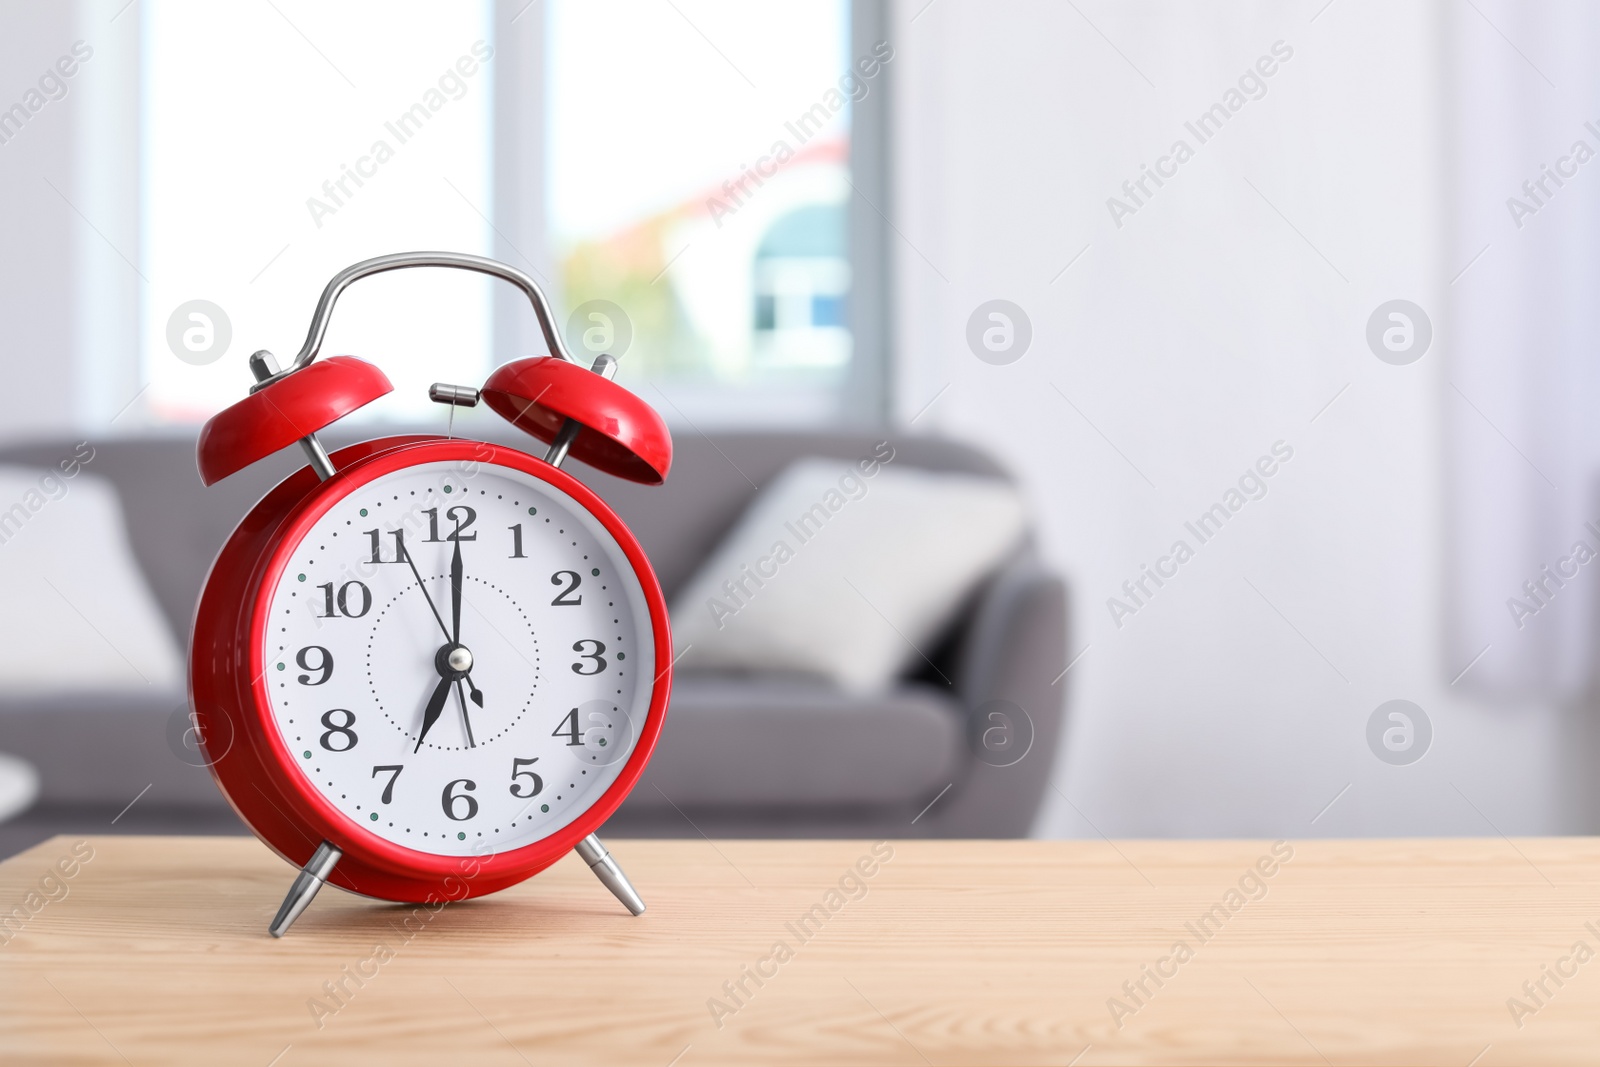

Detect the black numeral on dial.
xmin=442 ymin=778 xmax=478 ymax=820
xmin=423 ymin=506 xmax=477 ymax=542
xmin=371 ymin=764 xmax=402 ymax=804
xmin=553 ymin=709 xmax=582 ymax=746
xmin=364 ymin=528 xmax=405 ymax=564
xmin=317 ymin=581 xmax=371 ymax=618
xmin=571 ymin=639 xmax=606 ymax=675
xmin=510 ymin=757 xmax=543 ymax=797
xmin=508 ymin=524 xmax=526 ymax=558
xmin=319 ymin=708 xmax=358 ymax=752
xmin=551 ymin=570 xmax=583 ymax=606
xmin=295 ymin=646 xmax=333 ymax=685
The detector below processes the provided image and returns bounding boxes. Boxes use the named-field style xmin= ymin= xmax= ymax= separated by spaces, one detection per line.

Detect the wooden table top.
xmin=1 ymin=835 xmax=1598 ymax=1065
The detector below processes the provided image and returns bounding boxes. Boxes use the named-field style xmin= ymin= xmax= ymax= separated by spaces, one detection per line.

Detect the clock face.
xmin=259 ymin=459 xmax=657 ymax=857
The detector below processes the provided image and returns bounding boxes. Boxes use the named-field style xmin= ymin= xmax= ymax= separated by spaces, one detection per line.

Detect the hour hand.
xmin=415 ymin=675 xmax=453 ymax=752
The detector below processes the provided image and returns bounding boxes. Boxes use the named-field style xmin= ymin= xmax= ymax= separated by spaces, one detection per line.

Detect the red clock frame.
xmin=190 ymin=435 xmax=673 ymax=903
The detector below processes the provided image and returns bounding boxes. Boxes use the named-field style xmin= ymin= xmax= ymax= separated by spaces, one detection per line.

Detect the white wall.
xmin=892 ymin=0 xmax=1584 ymax=838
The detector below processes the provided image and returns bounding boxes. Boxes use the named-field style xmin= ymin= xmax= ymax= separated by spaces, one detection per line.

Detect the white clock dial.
xmin=261 ymin=459 xmax=656 ymax=857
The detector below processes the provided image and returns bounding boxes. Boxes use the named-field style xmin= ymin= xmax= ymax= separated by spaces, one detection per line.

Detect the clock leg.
xmin=268 ymin=840 xmax=342 ymax=938
xmin=575 ymin=834 xmax=645 ymax=915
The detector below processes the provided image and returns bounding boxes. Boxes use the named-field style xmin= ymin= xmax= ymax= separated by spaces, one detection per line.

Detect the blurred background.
xmin=1 ymin=0 xmax=1594 ymax=852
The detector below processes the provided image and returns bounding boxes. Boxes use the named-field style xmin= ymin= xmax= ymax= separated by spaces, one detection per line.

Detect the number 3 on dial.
xmin=572 ymin=639 xmax=606 ymax=675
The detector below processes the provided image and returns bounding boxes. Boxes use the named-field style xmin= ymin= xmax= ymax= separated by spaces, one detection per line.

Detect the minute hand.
xmin=401 ymin=542 xmax=451 ymax=641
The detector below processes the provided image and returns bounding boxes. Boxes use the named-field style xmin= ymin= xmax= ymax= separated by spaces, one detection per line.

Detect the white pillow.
xmin=0 ymin=464 xmax=184 ymax=693
xmin=671 ymin=454 xmax=1027 ymax=693
xmin=0 ymin=752 xmax=39 ymax=823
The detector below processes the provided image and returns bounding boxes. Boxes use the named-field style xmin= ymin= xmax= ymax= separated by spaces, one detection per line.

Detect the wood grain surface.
xmin=2 ymin=835 xmax=1598 ymax=1065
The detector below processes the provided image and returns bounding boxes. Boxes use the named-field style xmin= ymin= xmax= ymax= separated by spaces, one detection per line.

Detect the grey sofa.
xmin=0 ymin=427 xmax=1068 ymax=858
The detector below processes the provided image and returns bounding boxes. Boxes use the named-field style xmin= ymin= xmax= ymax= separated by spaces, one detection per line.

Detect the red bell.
xmin=481 ymin=356 xmax=672 ymax=485
xmin=197 ymin=356 xmax=392 ymax=486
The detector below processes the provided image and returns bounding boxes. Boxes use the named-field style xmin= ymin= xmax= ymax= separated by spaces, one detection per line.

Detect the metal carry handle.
xmin=250 ymin=251 xmax=577 ymax=392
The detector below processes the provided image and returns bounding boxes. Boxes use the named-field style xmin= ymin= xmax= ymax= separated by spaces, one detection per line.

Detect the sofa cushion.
xmin=0 ymin=466 xmax=184 ymax=692
xmin=576 ymin=432 xmax=1015 ymax=601
xmin=630 ymin=675 xmax=965 ymax=808
xmin=0 ymin=753 xmax=38 ymax=824
xmin=669 ymin=457 xmax=1027 ymax=692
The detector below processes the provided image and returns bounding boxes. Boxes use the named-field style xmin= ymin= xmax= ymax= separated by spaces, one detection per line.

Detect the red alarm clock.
xmin=189 ymin=252 xmax=673 ymax=937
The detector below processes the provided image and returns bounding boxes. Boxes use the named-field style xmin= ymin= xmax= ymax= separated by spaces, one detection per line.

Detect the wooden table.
xmin=2 ymin=835 xmax=1598 ymax=1065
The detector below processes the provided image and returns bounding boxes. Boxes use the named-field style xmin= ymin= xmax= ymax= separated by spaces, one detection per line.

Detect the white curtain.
xmin=1448 ymin=0 xmax=1600 ymax=698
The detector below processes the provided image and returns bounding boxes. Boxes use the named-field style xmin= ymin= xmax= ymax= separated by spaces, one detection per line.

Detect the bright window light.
xmin=546 ymin=0 xmax=857 ymax=415
xmin=141 ymin=1 xmax=494 ymax=424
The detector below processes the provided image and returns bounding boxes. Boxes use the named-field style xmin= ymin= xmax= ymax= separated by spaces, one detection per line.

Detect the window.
xmin=545 ymin=0 xmax=884 ymax=424
xmin=135 ymin=1 xmax=884 ymax=427
xmin=140 ymin=1 xmax=495 ymax=423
